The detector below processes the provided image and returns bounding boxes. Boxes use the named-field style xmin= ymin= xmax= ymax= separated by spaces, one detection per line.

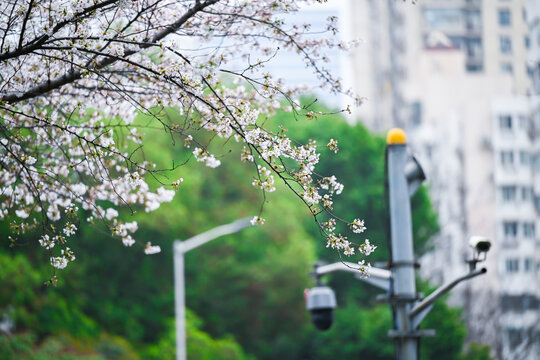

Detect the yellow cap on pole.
xmin=386 ymin=128 xmax=407 ymax=145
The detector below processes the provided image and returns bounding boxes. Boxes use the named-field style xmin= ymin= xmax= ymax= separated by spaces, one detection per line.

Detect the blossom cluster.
xmin=193 ymin=148 xmax=222 ymax=168
xmin=0 ymin=0 xmax=374 ymax=274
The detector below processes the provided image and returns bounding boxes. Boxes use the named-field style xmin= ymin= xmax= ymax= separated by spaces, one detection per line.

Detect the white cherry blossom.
xmin=0 ymin=0 xmax=373 ymax=274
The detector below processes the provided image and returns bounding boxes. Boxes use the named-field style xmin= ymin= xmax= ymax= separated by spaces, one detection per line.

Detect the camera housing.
xmin=469 ymin=236 xmax=491 ymax=254
xmin=306 ymin=286 xmax=337 ymax=331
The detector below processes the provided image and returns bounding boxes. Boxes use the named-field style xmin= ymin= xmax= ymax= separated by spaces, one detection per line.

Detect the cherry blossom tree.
xmin=0 ymin=0 xmax=374 ymax=277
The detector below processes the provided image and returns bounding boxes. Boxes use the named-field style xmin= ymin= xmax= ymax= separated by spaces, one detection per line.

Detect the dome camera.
xmin=305 ymin=286 xmax=337 ymax=331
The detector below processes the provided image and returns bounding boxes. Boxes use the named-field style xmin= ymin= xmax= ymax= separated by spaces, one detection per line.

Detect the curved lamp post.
xmin=173 ymin=218 xmax=253 ymax=360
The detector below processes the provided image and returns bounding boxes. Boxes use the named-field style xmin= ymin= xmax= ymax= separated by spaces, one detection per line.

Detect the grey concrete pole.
xmin=173 ymin=241 xmax=187 ymax=360
xmin=386 ymin=129 xmax=417 ymax=360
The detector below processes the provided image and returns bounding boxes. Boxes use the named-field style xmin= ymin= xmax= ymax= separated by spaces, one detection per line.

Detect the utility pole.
xmin=386 ymin=128 xmax=426 ymax=360
xmin=173 ymin=218 xmax=252 ymax=360
xmin=306 ymin=128 xmax=489 ymax=360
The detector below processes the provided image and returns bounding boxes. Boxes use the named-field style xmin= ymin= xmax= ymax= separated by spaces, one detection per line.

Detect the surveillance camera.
xmin=469 ymin=236 xmax=491 ymax=253
xmin=305 ymin=286 xmax=337 ymax=331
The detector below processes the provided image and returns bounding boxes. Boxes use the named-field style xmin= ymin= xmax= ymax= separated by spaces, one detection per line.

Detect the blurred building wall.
xmin=339 ymin=0 xmax=540 ymax=358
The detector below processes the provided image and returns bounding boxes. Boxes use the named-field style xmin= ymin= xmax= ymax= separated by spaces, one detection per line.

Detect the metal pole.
xmin=173 ymin=218 xmax=253 ymax=360
xmin=312 ymin=261 xmax=392 ymax=291
xmin=386 ymin=129 xmax=417 ymax=360
xmin=173 ymin=241 xmax=186 ymax=360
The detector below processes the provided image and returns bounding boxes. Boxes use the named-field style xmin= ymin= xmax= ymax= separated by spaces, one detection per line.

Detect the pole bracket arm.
xmin=388 ymin=329 xmax=436 ymax=338
xmin=311 ymin=261 xmax=392 ymax=291
xmin=409 ymin=268 xmax=487 ymax=327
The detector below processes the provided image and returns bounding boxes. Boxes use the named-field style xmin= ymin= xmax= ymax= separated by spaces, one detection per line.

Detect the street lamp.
xmin=173 ymin=218 xmax=253 ymax=360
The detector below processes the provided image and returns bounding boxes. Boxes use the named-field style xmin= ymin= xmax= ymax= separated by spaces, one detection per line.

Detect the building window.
xmin=466 ymin=38 xmax=482 ymax=57
xmin=501 ymin=62 xmax=513 ymax=74
xmin=423 ymin=8 xmax=464 ymax=29
xmin=519 ymin=151 xmax=530 ymax=165
xmin=466 ymin=64 xmax=483 ymax=72
xmin=500 ymin=151 xmax=514 ymax=165
xmin=498 ymin=9 xmax=511 ymax=26
xmin=500 ymin=36 xmax=512 ymax=54
xmin=502 ymin=295 xmax=540 ymax=312
xmin=501 ymin=186 xmax=517 ymax=202
xmin=521 ymin=187 xmax=533 ymax=201
xmin=523 ymin=222 xmax=535 ymax=238
xmin=524 ymin=258 xmax=535 ymax=272
xmin=499 ymin=115 xmax=513 ymax=130
xmin=506 ymin=258 xmax=519 ymax=272
xmin=448 ymin=36 xmax=464 ymax=49
xmin=465 ymin=10 xmax=481 ymax=31
xmin=527 ymin=65 xmax=534 ymax=78
xmin=409 ymin=102 xmax=422 ymax=127
xmin=506 ymin=328 xmax=523 ymax=350
xmin=503 ymin=221 xmax=518 ymax=238
xmin=525 ymin=36 xmax=530 ymax=49
xmin=535 ymin=153 xmax=540 ymax=171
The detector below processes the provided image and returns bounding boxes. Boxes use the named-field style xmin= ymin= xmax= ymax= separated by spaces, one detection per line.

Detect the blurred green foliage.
xmin=145 ymin=311 xmax=254 ymax=360
xmin=0 ymin=332 xmax=104 ymax=360
xmin=0 ymin=101 xmax=491 ymax=359
xmin=460 ymin=343 xmax=494 ymax=360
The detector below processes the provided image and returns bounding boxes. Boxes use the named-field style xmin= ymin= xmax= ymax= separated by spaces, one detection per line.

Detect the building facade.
xmin=340 ymin=0 xmax=540 ymax=358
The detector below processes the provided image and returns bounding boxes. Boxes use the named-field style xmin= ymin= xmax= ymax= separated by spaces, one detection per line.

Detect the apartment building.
xmin=340 ymin=0 xmax=539 ymax=358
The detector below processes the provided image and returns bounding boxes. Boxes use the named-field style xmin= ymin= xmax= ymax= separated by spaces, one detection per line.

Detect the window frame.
xmin=498 ymin=8 xmax=511 ymax=26
xmin=499 ymin=35 xmax=512 ymax=54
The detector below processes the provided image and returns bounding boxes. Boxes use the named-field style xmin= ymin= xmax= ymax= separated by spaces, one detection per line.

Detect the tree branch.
xmin=17 ymin=0 xmax=35 ymax=49
xmin=1 ymin=0 xmax=220 ymax=104
xmin=0 ymin=0 xmax=119 ymax=62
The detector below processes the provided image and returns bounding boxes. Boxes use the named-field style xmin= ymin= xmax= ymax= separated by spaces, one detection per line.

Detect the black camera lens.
xmin=310 ymin=308 xmax=334 ymax=331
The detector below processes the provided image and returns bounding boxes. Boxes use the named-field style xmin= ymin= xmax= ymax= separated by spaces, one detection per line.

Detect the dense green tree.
xmin=0 ymin=253 xmax=99 ymax=339
xmin=0 ymin=252 xmax=252 ymax=360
